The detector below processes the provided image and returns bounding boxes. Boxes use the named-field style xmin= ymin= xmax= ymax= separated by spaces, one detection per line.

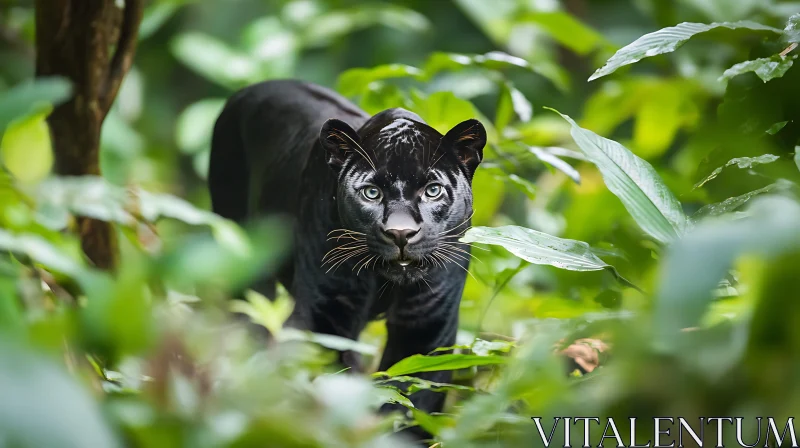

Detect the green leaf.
xmin=382 ymin=353 xmax=507 ymax=377
xmin=795 ymin=147 xmax=800 ymax=172
xmin=766 ymin=121 xmax=788 ymax=135
xmin=461 ymin=226 xmax=636 ymax=288
xmin=693 ymin=154 xmax=780 ymax=189
xmin=528 ymin=146 xmax=581 ymax=184
xmin=175 ymin=98 xmax=226 ymax=154
xmin=298 ymin=5 xmax=429 ymax=48
xmin=336 ymin=64 xmax=422 ymax=97
xmin=409 ymin=408 xmax=457 ymax=436
xmin=279 ymin=328 xmax=378 ymax=356
xmin=719 ymin=55 xmax=796 ymax=83
xmin=230 ymin=290 xmax=294 ymax=336
xmin=551 ymin=109 xmax=687 ymax=244
xmin=377 ymin=375 xmax=475 ymax=394
xmin=519 ymin=11 xmax=608 ymax=55
xmin=505 ymin=82 xmax=532 ymax=123
xmin=1 ymin=110 xmax=53 ymax=184
xmin=589 ymin=21 xmax=782 ymax=81
xmin=692 ymin=181 xmax=792 ymax=220
xmin=0 ymin=229 xmax=85 ymax=278
xmin=0 ymin=77 xmax=72 ymax=133
xmin=423 ymin=51 xmax=570 ymax=92
xmin=784 ymin=13 xmax=800 ymax=44
xmin=171 ymin=32 xmax=258 ymax=89
xmin=0 ymin=342 xmax=121 ymax=448
xmin=139 ymin=1 xmax=184 ymax=40
xmin=656 ymin=196 xmax=800 ymax=349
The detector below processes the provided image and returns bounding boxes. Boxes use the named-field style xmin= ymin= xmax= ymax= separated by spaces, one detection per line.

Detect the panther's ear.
xmin=443 ymin=119 xmax=486 ymax=174
xmin=320 ymin=119 xmax=361 ymax=170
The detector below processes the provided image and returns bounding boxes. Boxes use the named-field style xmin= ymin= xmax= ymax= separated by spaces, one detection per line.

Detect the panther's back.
xmin=208 ymin=79 xmax=367 ymax=223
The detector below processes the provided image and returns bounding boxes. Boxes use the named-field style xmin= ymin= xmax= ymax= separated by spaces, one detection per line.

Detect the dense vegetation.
xmin=1 ymin=0 xmax=799 ymax=446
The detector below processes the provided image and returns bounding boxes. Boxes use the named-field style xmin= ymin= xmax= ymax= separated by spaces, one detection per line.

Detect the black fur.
xmin=209 ymin=80 xmax=485 ymax=441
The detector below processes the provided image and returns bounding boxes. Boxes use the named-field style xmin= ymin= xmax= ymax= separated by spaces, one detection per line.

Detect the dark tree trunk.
xmin=34 ymin=0 xmax=143 ymax=270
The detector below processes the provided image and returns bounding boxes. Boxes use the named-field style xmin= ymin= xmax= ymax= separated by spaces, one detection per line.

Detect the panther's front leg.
xmin=378 ymin=279 xmax=463 ymax=440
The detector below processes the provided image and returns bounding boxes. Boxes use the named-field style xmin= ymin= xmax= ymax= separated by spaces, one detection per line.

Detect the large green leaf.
xmin=382 ymin=353 xmax=508 ymax=377
xmin=655 ymin=196 xmax=800 ymax=348
xmin=461 ymin=226 xmax=636 ymax=288
xmin=589 ymin=21 xmax=781 ymax=81
xmin=719 ymin=55 xmax=796 ymax=83
xmin=551 ymin=109 xmax=687 ymax=244
xmin=693 ymin=154 xmax=780 ymax=189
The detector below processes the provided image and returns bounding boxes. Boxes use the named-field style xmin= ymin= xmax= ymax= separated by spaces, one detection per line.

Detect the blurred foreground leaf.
xmin=1 ymin=110 xmax=53 ymax=184
xmin=656 ymin=196 xmax=800 ymax=348
xmin=0 ymin=341 xmax=120 ymax=447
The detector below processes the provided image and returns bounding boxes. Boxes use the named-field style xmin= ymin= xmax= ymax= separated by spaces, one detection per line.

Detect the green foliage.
xmin=2 ymin=0 xmax=800 ymax=447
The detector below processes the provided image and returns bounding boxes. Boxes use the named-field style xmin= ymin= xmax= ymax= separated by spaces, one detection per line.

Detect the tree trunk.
xmin=34 ymin=0 xmax=143 ymax=270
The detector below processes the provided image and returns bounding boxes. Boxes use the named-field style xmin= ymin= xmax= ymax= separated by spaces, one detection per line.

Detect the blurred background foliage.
xmin=1 ymin=0 xmax=800 ymax=446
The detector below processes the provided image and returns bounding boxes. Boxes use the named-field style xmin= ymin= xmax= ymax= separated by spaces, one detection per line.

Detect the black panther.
xmin=208 ymin=79 xmax=485 ymax=440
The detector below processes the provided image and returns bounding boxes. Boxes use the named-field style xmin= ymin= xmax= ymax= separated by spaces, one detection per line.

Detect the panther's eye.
xmin=424 ymin=183 xmax=443 ymax=199
xmin=361 ymin=185 xmax=382 ymax=201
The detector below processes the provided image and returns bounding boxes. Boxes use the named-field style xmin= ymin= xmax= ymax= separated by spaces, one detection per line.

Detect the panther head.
xmin=319 ymin=108 xmax=486 ymax=284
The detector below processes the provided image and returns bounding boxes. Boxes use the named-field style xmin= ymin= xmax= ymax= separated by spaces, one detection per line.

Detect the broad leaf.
xmin=551 ymin=109 xmax=687 ymax=244
xmin=461 ymin=226 xmax=636 ymax=289
xmin=589 ymin=21 xmax=781 ymax=81
xmin=382 ymin=353 xmax=507 ymax=376
xmin=0 ymin=342 xmax=121 ymax=448
xmin=0 ymin=229 xmax=85 ymax=278
xmin=719 ymin=55 xmax=796 ymax=83
xmin=694 ymin=154 xmax=780 ymax=189
xmin=656 ymin=196 xmax=800 ymax=349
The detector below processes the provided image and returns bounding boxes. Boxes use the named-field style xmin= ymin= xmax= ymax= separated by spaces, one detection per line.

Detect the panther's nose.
xmin=383 ymin=228 xmax=419 ymax=250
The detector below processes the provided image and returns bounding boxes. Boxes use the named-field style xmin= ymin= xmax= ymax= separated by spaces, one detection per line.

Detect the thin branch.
xmin=101 ymin=0 xmax=144 ymax=115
